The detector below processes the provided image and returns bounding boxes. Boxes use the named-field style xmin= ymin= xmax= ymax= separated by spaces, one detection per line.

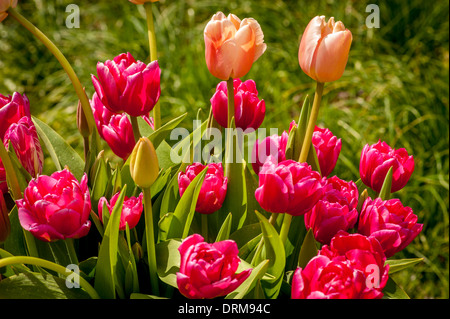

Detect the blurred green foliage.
xmin=0 ymin=0 xmax=448 ymax=298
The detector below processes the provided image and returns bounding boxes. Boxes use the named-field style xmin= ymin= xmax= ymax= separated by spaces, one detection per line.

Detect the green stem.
xmin=143 ymin=187 xmax=159 ymax=296
xmin=298 ymin=81 xmax=324 ymax=163
xmin=279 ymin=213 xmax=293 ymax=247
xmin=65 ymin=238 xmax=79 ymax=265
xmin=224 ymin=78 xmax=235 ymax=171
xmin=227 ymin=78 xmax=235 ymax=128
xmin=8 ymin=7 xmax=97 ymax=136
xmin=130 ymin=116 xmax=142 ymax=143
xmin=0 ymin=256 xmax=100 ymax=299
xmin=144 ymin=2 xmax=161 ymax=130
xmin=201 ymin=213 xmax=208 ymax=242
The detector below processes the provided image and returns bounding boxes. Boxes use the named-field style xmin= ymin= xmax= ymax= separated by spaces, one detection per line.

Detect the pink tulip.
xmin=358 ymin=197 xmax=423 ymax=258
xmin=359 ymin=140 xmax=415 ymax=193
xmin=3 ymin=116 xmax=44 ymax=179
xmin=211 ymin=78 xmax=265 ymax=130
xmin=319 ymin=231 xmax=389 ymax=298
xmin=16 ymin=168 xmax=91 ymax=242
xmin=178 ymin=162 xmax=227 ymax=214
xmin=176 ymin=234 xmax=251 ymax=299
xmin=91 ymin=52 xmax=161 ymax=117
xmin=291 ymin=255 xmax=368 ymax=299
xmin=204 ymin=12 xmax=266 ymax=80
xmin=255 ymin=159 xmax=324 ymax=216
xmin=298 ymin=16 xmax=352 ymax=83
xmin=0 ymin=92 xmax=31 ymax=138
xmin=312 ymin=126 xmax=341 ymax=176
xmin=304 ymin=176 xmax=358 ymax=244
xmin=98 ymin=192 xmax=143 ymax=231
xmin=251 ymin=131 xmax=289 ymax=174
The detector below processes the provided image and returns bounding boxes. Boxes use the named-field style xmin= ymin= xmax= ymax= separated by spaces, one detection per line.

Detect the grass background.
xmin=0 ymin=0 xmax=448 ymax=298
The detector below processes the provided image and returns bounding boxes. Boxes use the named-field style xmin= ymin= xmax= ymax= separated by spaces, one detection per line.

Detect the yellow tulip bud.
xmin=129 ymin=137 xmax=159 ymax=189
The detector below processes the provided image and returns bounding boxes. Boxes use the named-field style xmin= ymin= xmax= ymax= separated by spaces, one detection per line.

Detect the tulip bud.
xmin=298 ymin=16 xmax=352 ymax=83
xmin=132 ymin=242 xmax=144 ymax=261
xmin=0 ymin=191 xmax=10 ymax=242
xmin=129 ymin=137 xmax=159 ymax=189
xmin=77 ymin=98 xmax=91 ymax=138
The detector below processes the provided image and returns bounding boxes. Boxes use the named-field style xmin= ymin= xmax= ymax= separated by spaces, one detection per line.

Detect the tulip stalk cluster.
xmin=0 ymin=2 xmax=424 ymax=301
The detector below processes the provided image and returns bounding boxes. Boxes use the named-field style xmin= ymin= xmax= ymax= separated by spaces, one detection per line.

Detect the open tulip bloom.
xmin=0 ymin=4 xmax=427 ymax=302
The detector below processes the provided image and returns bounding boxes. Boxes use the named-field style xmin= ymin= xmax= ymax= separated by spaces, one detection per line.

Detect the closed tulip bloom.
xmin=129 ymin=137 xmax=159 ymax=189
xmin=91 ymin=52 xmax=161 ymax=117
xmin=359 ymin=140 xmax=415 ymax=193
xmin=3 ymin=116 xmax=44 ymax=178
xmin=251 ymin=131 xmax=289 ymax=175
xmin=98 ymin=192 xmax=144 ymax=231
xmin=312 ymin=126 xmax=341 ymax=177
xmin=291 ymin=255 xmax=368 ymax=299
xmin=204 ymin=12 xmax=266 ymax=80
xmin=298 ymin=16 xmax=352 ymax=83
xmin=358 ymin=197 xmax=423 ymax=258
xmin=176 ymin=234 xmax=251 ymax=299
xmin=211 ymin=78 xmax=265 ymax=130
xmin=0 ymin=92 xmax=31 ymax=138
xmin=0 ymin=0 xmax=17 ymax=23
xmin=178 ymin=162 xmax=227 ymax=214
xmin=16 ymin=168 xmax=91 ymax=242
xmin=304 ymin=176 xmax=358 ymax=244
xmin=319 ymin=231 xmax=389 ymax=298
xmin=255 ymin=159 xmax=324 ymax=216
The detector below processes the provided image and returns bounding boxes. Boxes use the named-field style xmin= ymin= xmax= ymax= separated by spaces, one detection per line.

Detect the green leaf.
xmin=379 ymin=166 xmax=393 ymax=199
xmin=255 ymin=211 xmax=285 ymax=299
xmin=298 ymin=228 xmax=318 ymax=268
xmin=386 ymin=258 xmax=423 ymax=274
xmin=0 ymin=272 xmax=91 ymax=299
xmin=382 ymin=276 xmax=410 ymax=299
xmin=165 ymin=167 xmax=207 ymax=240
xmin=130 ymin=293 xmax=168 ymax=299
xmin=225 ymin=259 xmax=269 ymax=299
xmin=147 ymin=113 xmax=188 ymax=150
xmin=215 ymin=213 xmax=232 ymax=242
xmin=155 ymin=239 xmax=181 ymax=288
xmin=32 ymin=117 xmax=84 ymax=180
xmin=94 ymin=185 xmax=127 ymax=299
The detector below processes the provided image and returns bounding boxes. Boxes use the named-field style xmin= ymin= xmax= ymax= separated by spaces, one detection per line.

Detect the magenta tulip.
xmin=0 ymin=92 xmax=31 ymax=138
xmin=358 ymin=197 xmax=423 ymax=258
xmin=176 ymin=234 xmax=251 ymax=299
xmin=91 ymin=52 xmax=161 ymax=117
xmin=178 ymin=162 xmax=227 ymax=214
xmin=255 ymin=159 xmax=324 ymax=216
xmin=251 ymin=131 xmax=289 ymax=174
xmin=211 ymin=78 xmax=265 ymax=130
xmin=359 ymin=140 xmax=415 ymax=193
xmin=3 ymin=116 xmax=44 ymax=179
xmin=16 ymin=168 xmax=91 ymax=242
xmin=312 ymin=126 xmax=341 ymax=176
xmin=98 ymin=192 xmax=144 ymax=231
xmin=304 ymin=176 xmax=358 ymax=244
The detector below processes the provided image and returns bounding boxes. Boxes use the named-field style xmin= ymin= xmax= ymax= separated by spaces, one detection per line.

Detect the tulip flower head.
xmin=359 ymin=140 xmax=415 ymax=193
xmin=129 ymin=137 xmax=159 ymax=189
xmin=358 ymin=197 xmax=423 ymax=258
xmin=204 ymin=12 xmax=266 ymax=80
xmin=298 ymin=16 xmax=352 ymax=83
xmin=91 ymin=52 xmax=161 ymax=117
xmin=176 ymin=234 xmax=251 ymax=299
xmin=0 ymin=0 xmax=17 ymax=23
xmin=178 ymin=162 xmax=227 ymax=214
xmin=211 ymin=78 xmax=265 ymax=131
xmin=251 ymin=131 xmax=289 ymax=175
xmin=98 ymin=192 xmax=144 ymax=231
xmin=312 ymin=126 xmax=341 ymax=177
xmin=16 ymin=168 xmax=91 ymax=242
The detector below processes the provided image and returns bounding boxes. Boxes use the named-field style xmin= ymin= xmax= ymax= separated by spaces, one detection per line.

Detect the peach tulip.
xmin=298 ymin=16 xmax=352 ymax=83
xmin=204 ymin=12 xmax=266 ymax=80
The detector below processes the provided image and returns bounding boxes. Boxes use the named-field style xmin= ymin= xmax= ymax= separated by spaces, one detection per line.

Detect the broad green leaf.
xmin=94 ymin=186 xmax=127 ymax=299
xmin=386 ymin=258 xmax=423 ymax=274
xmin=155 ymin=239 xmax=181 ymax=288
xmin=382 ymin=276 xmax=410 ymax=299
xmin=225 ymin=259 xmax=269 ymax=299
xmin=90 ymin=153 xmax=110 ymax=202
xmin=2 ymin=206 xmax=28 ymax=257
xmin=147 ymin=113 xmax=188 ymax=150
xmin=165 ymin=167 xmax=207 ymax=240
xmin=33 ymin=117 xmax=84 ymax=180
xmin=255 ymin=211 xmax=285 ymax=299
xmin=0 ymin=272 xmax=91 ymax=299
xmin=0 ymin=248 xmax=31 ymax=277
xmin=215 ymin=213 xmax=232 ymax=242
xmin=298 ymin=228 xmax=318 ymax=268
